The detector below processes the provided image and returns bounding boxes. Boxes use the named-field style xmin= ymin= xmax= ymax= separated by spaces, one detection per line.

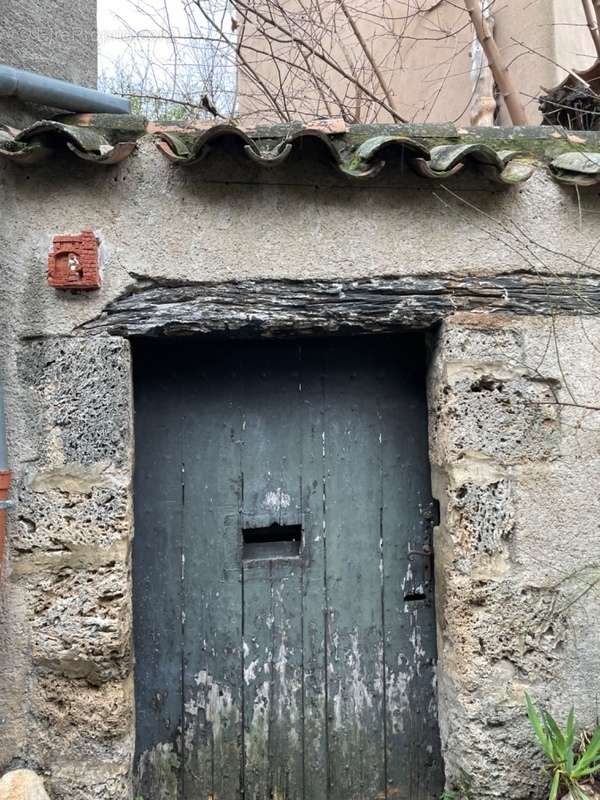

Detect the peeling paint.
xmin=135 ymin=741 xmax=180 ymax=800
xmin=263 ymin=488 xmax=291 ymax=511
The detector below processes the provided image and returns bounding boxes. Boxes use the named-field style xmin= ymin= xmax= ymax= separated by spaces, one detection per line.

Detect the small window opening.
xmin=242 ymin=523 xmax=302 ymax=561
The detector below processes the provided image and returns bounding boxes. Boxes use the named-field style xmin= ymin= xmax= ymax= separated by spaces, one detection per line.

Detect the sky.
xmin=97 ymin=0 xmax=237 ymax=115
xmin=97 ymin=0 xmax=192 ymax=77
xmin=98 ymin=0 xmax=139 ymax=75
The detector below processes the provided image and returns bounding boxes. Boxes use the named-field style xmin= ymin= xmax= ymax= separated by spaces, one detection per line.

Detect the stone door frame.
xmin=22 ymin=273 xmax=591 ymax=798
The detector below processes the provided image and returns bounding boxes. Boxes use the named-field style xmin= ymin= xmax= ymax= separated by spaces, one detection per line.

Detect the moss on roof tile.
xmin=2 ymin=115 xmax=600 ymax=186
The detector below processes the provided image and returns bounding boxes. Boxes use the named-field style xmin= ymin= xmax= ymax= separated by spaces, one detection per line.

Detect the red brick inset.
xmin=48 ymin=229 xmax=101 ymax=290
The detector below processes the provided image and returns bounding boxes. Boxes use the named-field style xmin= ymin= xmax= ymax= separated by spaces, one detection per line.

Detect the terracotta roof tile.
xmin=2 ymin=114 xmax=600 ymax=187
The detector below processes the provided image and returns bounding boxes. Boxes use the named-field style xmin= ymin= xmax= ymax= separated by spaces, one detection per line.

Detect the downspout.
xmin=0 ymin=64 xmax=131 ymax=114
xmin=0 ymin=378 xmax=11 ymax=575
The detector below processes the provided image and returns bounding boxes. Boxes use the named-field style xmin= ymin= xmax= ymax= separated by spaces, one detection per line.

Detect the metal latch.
xmin=408 ymin=499 xmax=439 ymax=560
xmin=0 ymin=499 xmax=14 ymax=510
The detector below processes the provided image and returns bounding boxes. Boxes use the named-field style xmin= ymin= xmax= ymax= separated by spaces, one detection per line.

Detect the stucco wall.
xmin=0 ymin=140 xmax=599 ymax=799
xmin=0 ymin=0 xmax=97 ymax=127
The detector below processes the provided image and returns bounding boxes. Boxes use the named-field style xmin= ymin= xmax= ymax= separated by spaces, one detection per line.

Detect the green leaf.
xmin=576 ymin=726 xmax=600 ymax=773
xmin=566 ymin=708 xmax=575 ymax=751
xmin=573 ymin=763 xmax=600 ymax=779
xmin=549 ymin=770 xmax=560 ymax=800
xmin=568 ymin=782 xmax=589 ymax=800
xmin=545 ymin=712 xmax=567 ymax=762
xmin=565 ymin=708 xmax=575 ymax=775
xmin=526 ymin=693 xmax=553 ymax=759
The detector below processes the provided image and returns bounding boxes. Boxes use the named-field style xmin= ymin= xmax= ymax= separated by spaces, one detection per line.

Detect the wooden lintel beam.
xmin=82 ymin=273 xmax=600 ymax=337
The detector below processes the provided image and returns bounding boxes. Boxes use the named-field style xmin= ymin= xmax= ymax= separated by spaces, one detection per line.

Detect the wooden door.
xmin=133 ymin=335 xmax=442 ymax=800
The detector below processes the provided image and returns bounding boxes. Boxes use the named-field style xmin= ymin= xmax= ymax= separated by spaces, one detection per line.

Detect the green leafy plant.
xmin=526 ymin=693 xmax=600 ymax=800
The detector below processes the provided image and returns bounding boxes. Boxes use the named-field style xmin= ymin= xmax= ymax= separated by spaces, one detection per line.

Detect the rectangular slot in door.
xmin=242 ymin=523 xmax=302 ymax=561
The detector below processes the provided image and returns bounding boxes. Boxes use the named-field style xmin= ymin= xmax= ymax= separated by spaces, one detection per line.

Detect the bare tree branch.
xmin=101 ymin=0 xmax=596 ymax=128
xmin=228 ymin=0 xmax=408 ymax=121
xmin=463 ymin=0 xmax=527 ymax=125
xmin=336 ymin=0 xmax=400 ymax=117
xmin=582 ymin=0 xmax=600 ymax=57
xmin=595 ymin=0 xmax=600 ymax=30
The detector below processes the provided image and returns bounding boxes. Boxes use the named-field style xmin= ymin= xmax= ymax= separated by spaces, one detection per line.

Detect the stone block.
xmin=430 ymin=370 xmax=560 ymax=465
xmin=32 ymin=673 xmax=133 ymax=742
xmin=0 ymin=770 xmax=49 ymax=800
xmin=29 ymin=563 xmax=131 ymax=684
xmin=22 ymin=676 xmax=133 ymax=800
xmin=13 ymin=474 xmax=130 ymax=566
xmin=450 ymin=479 xmax=514 ymax=557
xmin=18 ymin=337 xmax=131 ymax=468
xmin=469 ymin=581 xmax=567 ymax=680
xmin=432 ymin=316 xmax=525 ymax=365
xmin=45 ymin=760 xmax=131 ymax=800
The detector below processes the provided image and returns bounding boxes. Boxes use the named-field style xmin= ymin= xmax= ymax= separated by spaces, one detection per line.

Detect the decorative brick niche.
xmin=48 ymin=229 xmax=101 ymax=290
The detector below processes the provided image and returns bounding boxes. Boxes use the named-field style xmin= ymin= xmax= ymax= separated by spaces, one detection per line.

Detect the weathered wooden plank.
xmin=320 ymin=339 xmax=386 ymax=800
xmin=83 ymin=272 xmax=600 ymax=338
xmin=180 ymin=345 xmax=244 ymax=799
xmin=133 ymin=335 xmax=444 ymax=800
xmin=243 ymin=561 xmax=304 ymax=800
xmin=241 ymin=566 xmax=272 ymax=800
xmin=240 ymin=342 xmax=304 ymax=800
xmin=132 ymin=344 xmax=185 ymax=800
xmin=266 ymin=562 xmax=304 ymax=800
xmin=298 ymin=341 xmax=329 ymax=800
xmin=377 ymin=336 xmax=443 ymax=799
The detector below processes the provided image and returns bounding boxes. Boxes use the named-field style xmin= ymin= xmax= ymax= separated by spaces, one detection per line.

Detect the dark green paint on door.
xmin=133 ymin=335 xmax=442 ymax=800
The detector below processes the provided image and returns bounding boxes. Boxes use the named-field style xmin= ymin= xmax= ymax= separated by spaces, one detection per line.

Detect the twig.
xmin=463 ymin=0 xmax=527 ymax=125
xmin=230 ymin=0 xmax=408 ymax=122
xmin=120 ymin=91 xmax=226 ymax=117
xmin=512 ymin=38 xmax=592 ymax=89
xmin=192 ymin=0 xmax=289 ymax=121
xmin=336 ymin=0 xmax=400 ymax=117
xmin=582 ymin=0 xmax=600 ymax=57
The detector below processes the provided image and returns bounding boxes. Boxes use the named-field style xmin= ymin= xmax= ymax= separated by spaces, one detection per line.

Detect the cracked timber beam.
xmin=83 ymin=273 xmax=600 ymax=338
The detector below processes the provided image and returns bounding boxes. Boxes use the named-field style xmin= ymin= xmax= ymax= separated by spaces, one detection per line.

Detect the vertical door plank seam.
xmin=320 ymin=375 xmax=331 ymax=800
xmin=180 ymin=454 xmax=186 ymax=800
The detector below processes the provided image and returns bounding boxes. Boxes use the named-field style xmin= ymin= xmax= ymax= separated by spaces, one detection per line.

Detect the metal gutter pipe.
xmin=0 ymin=378 xmax=11 ymax=575
xmin=0 ymin=64 xmax=131 ymax=114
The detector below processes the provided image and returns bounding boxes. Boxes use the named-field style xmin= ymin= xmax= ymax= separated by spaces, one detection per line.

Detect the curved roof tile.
xmin=0 ymin=116 xmax=143 ymax=164
xmin=154 ymin=124 xmax=534 ymax=183
xmin=1 ymin=114 xmax=600 ymax=188
xmin=549 ymin=151 xmax=600 ymax=186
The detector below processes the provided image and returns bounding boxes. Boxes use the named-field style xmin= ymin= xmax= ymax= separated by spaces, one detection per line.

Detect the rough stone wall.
xmin=0 ymin=142 xmax=599 ymax=798
xmin=429 ymin=314 xmax=600 ymax=798
xmin=5 ymin=337 xmax=134 ymax=800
